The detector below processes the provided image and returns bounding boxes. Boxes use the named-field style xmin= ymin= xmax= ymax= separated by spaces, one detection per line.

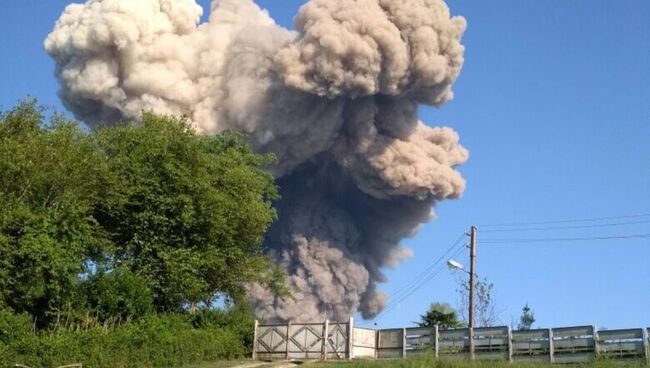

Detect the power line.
xmin=480 ymin=219 xmax=650 ymax=233
xmin=385 ymin=233 xmax=464 ymax=302
xmin=481 ymin=233 xmax=650 ymax=244
xmin=356 ymin=237 xmax=465 ymax=327
xmin=478 ymin=213 xmax=650 ymax=228
xmin=364 ymin=243 xmax=466 ymax=325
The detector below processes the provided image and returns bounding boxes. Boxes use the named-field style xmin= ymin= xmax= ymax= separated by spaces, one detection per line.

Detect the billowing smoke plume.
xmin=45 ymin=0 xmax=469 ymax=322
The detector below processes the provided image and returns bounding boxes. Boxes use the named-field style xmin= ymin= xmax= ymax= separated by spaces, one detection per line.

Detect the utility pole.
xmin=469 ymin=225 xmax=477 ymax=359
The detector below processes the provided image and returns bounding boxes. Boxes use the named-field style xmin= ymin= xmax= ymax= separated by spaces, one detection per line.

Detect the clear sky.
xmin=1 ymin=0 xmax=648 ymax=330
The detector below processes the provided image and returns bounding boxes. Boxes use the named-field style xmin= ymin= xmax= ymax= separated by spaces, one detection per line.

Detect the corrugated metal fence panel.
xmin=353 ymin=328 xmax=377 ymax=358
xmin=474 ymin=326 xmax=510 ymax=360
xmin=552 ymin=325 xmax=595 ymax=363
xmin=597 ymin=329 xmax=646 ymax=360
xmin=377 ymin=329 xmax=404 ymax=358
xmin=511 ymin=329 xmax=551 ymax=363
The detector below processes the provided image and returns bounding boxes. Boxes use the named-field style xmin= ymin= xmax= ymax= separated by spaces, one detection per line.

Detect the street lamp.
xmin=447 ymin=259 xmax=465 ymax=271
xmin=447 ymin=225 xmax=477 ymax=359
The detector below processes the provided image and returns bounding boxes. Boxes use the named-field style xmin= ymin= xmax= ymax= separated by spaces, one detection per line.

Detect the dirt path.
xmin=229 ymin=360 xmax=319 ymax=368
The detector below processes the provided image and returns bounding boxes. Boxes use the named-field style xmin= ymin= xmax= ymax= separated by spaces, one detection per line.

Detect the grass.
xmin=307 ymin=354 xmax=648 ymax=368
xmin=180 ymin=360 xmax=271 ymax=368
xmin=180 ymin=353 xmax=649 ymax=368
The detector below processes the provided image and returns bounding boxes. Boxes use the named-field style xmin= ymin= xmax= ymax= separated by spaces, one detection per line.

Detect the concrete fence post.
xmin=641 ymin=328 xmax=650 ymax=365
xmin=434 ymin=325 xmax=439 ymax=359
xmin=469 ymin=327 xmax=475 ymax=360
xmin=322 ymin=320 xmax=329 ymax=361
xmin=507 ymin=326 xmax=513 ymax=362
xmin=375 ymin=329 xmax=381 ymax=359
xmin=348 ymin=317 xmax=354 ymax=360
xmin=252 ymin=320 xmax=259 ymax=360
xmin=285 ymin=321 xmax=291 ymax=360
xmin=548 ymin=328 xmax=555 ymax=364
xmin=402 ymin=328 xmax=407 ymax=358
xmin=593 ymin=325 xmax=599 ymax=360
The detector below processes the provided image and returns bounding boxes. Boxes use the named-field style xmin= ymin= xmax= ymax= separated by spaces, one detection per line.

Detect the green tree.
xmin=0 ymin=100 xmax=286 ymax=325
xmin=517 ymin=303 xmax=535 ymax=330
xmin=417 ymin=302 xmax=464 ymax=329
xmin=92 ymin=113 xmax=282 ymax=311
xmin=0 ymin=100 xmax=107 ymax=324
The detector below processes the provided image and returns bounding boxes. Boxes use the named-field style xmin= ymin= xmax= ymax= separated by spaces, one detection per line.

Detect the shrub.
xmin=81 ymin=268 xmax=153 ymax=322
xmin=1 ymin=312 xmax=247 ymax=368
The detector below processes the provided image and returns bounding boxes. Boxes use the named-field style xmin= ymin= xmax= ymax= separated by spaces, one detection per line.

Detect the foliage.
xmin=190 ymin=303 xmax=256 ymax=349
xmin=0 ymin=311 xmax=249 ymax=368
xmin=0 ymin=100 xmax=285 ymax=325
xmin=0 ymin=309 xmax=33 ymax=345
xmin=92 ymin=113 xmax=281 ymax=310
xmin=0 ymin=99 xmax=107 ymax=325
xmin=80 ymin=268 xmax=153 ymax=322
xmin=456 ymin=276 xmax=498 ymax=327
xmin=517 ymin=303 xmax=535 ymax=330
xmin=417 ymin=303 xmax=464 ymax=329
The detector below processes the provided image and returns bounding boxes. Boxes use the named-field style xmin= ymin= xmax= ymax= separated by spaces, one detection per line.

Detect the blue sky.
xmin=1 ymin=0 xmax=648 ymax=330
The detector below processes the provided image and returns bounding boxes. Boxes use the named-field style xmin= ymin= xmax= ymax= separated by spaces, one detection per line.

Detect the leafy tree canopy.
xmin=417 ymin=302 xmax=464 ymax=329
xmin=0 ymin=100 xmax=284 ymax=325
xmin=0 ymin=100 xmax=106 ymax=323
xmin=93 ymin=112 xmax=281 ymax=310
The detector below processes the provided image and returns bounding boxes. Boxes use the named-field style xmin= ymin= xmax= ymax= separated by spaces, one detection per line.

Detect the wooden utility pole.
xmin=469 ymin=225 xmax=477 ymax=359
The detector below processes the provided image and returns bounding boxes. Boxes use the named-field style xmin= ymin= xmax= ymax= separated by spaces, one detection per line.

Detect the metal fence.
xmin=253 ymin=321 xmax=650 ymax=364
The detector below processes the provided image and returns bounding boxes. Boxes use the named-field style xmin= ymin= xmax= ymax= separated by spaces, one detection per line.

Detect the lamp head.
xmin=447 ymin=259 xmax=464 ymax=270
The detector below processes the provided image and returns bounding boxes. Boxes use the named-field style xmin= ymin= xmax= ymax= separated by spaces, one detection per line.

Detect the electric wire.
xmin=358 ymin=239 xmax=466 ymax=326
xmin=385 ymin=233 xmax=464 ymax=302
xmin=478 ymin=213 xmax=650 ymax=228
xmin=479 ymin=219 xmax=650 ymax=233
xmin=360 ymin=212 xmax=649 ymax=326
xmin=363 ymin=242 xmax=467 ymax=325
xmin=382 ymin=237 xmax=465 ymax=309
xmin=481 ymin=233 xmax=650 ymax=244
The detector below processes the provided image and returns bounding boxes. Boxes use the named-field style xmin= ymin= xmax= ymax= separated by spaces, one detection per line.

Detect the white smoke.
xmin=45 ymin=0 xmax=469 ymax=322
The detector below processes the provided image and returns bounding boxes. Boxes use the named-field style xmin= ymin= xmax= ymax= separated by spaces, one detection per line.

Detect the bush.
xmin=81 ymin=268 xmax=154 ymax=322
xmin=191 ymin=304 xmax=255 ymax=353
xmin=0 ymin=309 xmax=32 ymax=344
xmin=1 ymin=312 xmax=248 ymax=368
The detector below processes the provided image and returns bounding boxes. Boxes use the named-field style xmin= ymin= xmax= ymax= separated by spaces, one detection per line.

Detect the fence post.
xmin=643 ymin=328 xmax=649 ymax=366
xmin=548 ymin=328 xmax=555 ymax=364
xmin=507 ymin=326 xmax=513 ymax=363
xmin=643 ymin=327 xmax=650 ymax=365
xmin=593 ymin=325 xmax=599 ymax=360
xmin=375 ymin=329 xmax=381 ymax=359
xmin=469 ymin=327 xmax=475 ymax=360
xmin=348 ymin=317 xmax=354 ymax=360
xmin=252 ymin=320 xmax=259 ymax=360
xmin=434 ymin=325 xmax=439 ymax=359
xmin=402 ymin=328 xmax=407 ymax=358
xmin=285 ymin=321 xmax=291 ymax=360
xmin=322 ymin=320 xmax=329 ymax=361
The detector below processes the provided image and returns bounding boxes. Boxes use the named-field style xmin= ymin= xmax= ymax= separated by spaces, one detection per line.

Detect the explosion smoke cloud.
xmin=45 ymin=0 xmax=469 ymax=322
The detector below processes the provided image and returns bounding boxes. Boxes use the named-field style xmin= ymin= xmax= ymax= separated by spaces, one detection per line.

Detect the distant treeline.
xmin=0 ymin=99 xmax=285 ymax=367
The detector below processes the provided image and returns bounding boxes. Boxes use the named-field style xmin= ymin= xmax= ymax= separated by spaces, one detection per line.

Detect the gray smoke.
xmin=45 ymin=0 xmax=469 ymax=322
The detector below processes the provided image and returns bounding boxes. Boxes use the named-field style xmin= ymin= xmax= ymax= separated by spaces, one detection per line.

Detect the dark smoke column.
xmin=45 ymin=0 xmax=468 ymax=322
